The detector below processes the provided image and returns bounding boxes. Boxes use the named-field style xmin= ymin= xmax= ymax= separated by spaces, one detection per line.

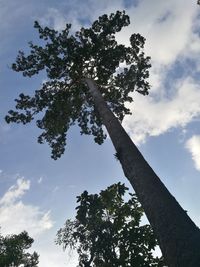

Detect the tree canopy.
xmin=6 ymin=10 xmax=151 ymax=159
xmin=56 ymin=183 xmax=165 ymax=267
xmin=0 ymin=231 xmax=39 ymax=267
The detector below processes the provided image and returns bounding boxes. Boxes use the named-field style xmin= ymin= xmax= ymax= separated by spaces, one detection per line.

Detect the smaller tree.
xmin=0 ymin=231 xmax=39 ymax=267
xmin=56 ymin=183 xmax=165 ymax=267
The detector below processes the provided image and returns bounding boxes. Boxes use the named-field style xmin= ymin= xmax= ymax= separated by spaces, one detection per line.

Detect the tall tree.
xmin=0 ymin=231 xmax=39 ymax=267
xmin=6 ymin=11 xmax=200 ymax=266
xmin=57 ymin=183 xmax=165 ymax=267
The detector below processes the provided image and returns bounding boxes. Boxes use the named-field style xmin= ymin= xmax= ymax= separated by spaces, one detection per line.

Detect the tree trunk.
xmin=84 ymin=77 xmax=200 ymax=267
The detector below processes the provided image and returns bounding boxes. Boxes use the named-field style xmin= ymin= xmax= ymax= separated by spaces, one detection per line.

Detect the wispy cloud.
xmin=0 ymin=178 xmax=30 ymax=205
xmin=0 ymin=178 xmax=53 ymax=237
xmin=38 ymin=176 xmax=43 ymax=184
xmin=185 ymin=135 xmax=200 ymax=171
xmin=37 ymin=0 xmax=125 ymax=31
xmin=38 ymin=7 xmax=68 ymax=31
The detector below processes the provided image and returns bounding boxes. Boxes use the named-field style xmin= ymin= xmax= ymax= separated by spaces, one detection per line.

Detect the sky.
xmin=0 ymin=0 xmax=200 ymax=266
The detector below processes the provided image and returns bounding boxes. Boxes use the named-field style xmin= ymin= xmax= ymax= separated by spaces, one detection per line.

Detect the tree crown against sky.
xmin=56 ymin=183 xmax=165 ymax=267
xmin=0 ymin=231 xmax=39 ymax=267
xmin=5 ymin=10 xmax=151 ymax=159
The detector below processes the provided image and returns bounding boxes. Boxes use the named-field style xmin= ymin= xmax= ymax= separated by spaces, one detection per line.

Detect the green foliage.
xmin=56 ymin=183 xmax=165 ymax=267
xmin=0 ymin=231 xmax=39 ymax=267
xmin=6 ymin=10 xmax=151 ymax=159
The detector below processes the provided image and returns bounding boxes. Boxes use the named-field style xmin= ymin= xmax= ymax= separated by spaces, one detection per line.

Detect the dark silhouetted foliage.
xmin=0 ymin=231 xmax=39 ymax=267
xmin=6 ymin=11 xmax=151 ymax=159
xmin=56 ymin=183 xmax=165 ymax=267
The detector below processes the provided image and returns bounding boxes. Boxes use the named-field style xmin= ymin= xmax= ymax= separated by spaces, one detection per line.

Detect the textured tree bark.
xmin=84 ymin=77 xmax=200 ymax=267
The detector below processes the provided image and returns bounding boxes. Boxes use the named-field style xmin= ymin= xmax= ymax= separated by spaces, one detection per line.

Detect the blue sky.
xmin=0 ymin=0 xmax=200 ymax=266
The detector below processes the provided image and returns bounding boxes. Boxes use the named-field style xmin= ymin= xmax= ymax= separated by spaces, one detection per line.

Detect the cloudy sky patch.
xmin=0 ymin=178 xmax=53 ymax=237
xmin=186 ymin=135 xmax=200 ymax=171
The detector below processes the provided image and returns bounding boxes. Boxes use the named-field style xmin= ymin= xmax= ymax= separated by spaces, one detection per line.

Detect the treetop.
xmin=6 ymin=10 xmax=151 ymax=159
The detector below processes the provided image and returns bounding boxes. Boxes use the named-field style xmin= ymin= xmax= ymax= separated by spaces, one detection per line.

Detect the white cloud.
xmin=0 ymin=177 xmax=71 ymax=267
xmin=123 ymin=77 xmax=200 ymax=144
xmin=0 ymin=178 xmax=53 ymax=237
xmin=116 ymin=0 xmax=198 ymax=65
xmin=113 ymin=1 xmax=200 ymax=143
xmin=185 ymin=135 xmax=200 ymax=171
xmin=0 ymin=178 xmax=30 ymax=205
